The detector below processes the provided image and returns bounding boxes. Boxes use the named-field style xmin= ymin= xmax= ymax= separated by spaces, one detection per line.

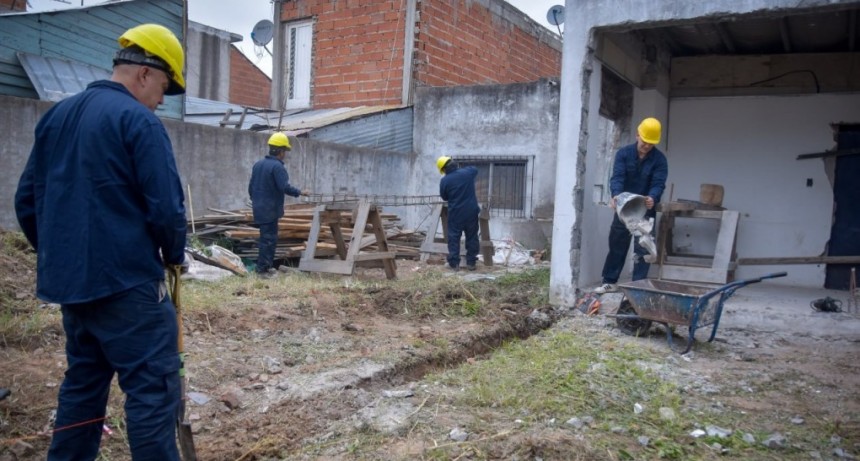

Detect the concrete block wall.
xmin=229 ymin=47 xmax=272 ymax=108
xmin=279 ymin=0 xmax=561 ymax=109
xmin=412 ymin=79 xmax=559 ymax=250
xmin=0 ymin=95 xmax=415 ymax=233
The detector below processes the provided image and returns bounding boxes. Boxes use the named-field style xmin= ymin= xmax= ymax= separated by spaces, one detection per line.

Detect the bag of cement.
xmin=206 ymin=245 xmax=248 ymax=275
xmin=188 ymin=245 xmax=248 ymax=276
xmin=484 ymin=238 xmax=534 ymax=266
xmin=184 ymin=255 xmax=234 ymax=282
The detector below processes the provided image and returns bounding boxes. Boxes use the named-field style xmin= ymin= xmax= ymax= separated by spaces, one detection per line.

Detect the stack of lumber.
xmin=188 ymin=203 xmax=425 ymax=260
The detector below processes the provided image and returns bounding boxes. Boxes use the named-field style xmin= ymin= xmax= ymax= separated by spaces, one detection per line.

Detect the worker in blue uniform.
xmin=595 ymin=117 xmax=668 ymax=294
xmin=437 ymin=156 xmax=481 ymax=271
xmin=248 ymin=132 xmax=308 ymax=277
xmin=14 ymin=24 xmax=188 ymax=461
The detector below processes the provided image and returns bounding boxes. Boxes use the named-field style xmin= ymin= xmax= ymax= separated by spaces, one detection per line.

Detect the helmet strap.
xmin=113 ymin=47 xmax=172 ymax=78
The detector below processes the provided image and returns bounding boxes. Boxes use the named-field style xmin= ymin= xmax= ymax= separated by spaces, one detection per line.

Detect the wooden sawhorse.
xmin=655 ymin=202 xmax=739 ymax=284
xmin=298 ymin=201 xmax=397 ymax=279
xmin=420 ymin=204 xmax=494 ymax=266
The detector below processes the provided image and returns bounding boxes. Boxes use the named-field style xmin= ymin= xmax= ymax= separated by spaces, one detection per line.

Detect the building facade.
xmin=271 ymin=0 xmax=561 ymax=110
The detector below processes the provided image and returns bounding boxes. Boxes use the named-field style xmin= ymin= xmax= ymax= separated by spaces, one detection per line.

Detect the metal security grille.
xmin=454 ymin=156 xmax=532 ymax=218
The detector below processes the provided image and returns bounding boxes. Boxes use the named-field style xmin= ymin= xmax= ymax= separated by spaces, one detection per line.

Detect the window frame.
xmin=451 ymin=156 xmax=534 ymax=219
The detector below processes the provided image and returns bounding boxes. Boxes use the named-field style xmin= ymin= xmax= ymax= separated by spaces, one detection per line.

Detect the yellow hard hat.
xmin=637 ymin=117 xmax=662 ymax=145
xmin=436 ymin=156 xmax=451 ymax=175
xmin=118 ymin=24 xmax=186 ymax=95
xmin=268 ymin=132 xmax=291 ymax=149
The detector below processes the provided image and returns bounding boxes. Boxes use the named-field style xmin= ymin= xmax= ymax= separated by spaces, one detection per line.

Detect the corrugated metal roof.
xmin=184 ymin=101 xmax=413 ymax=152
xmin=308 ymin=107 xmax=414 ymax=153
xmin=0 ymin=0 xmax=184 ymax=119
xmin=184 ymin=97 xmax=283 ymax=131
xmin=17 ymin=52 xmax=110 ymax=102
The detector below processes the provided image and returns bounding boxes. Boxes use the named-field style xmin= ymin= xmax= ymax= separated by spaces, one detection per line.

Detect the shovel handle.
xmin=169 ymin=265 xmax=185 ymax=353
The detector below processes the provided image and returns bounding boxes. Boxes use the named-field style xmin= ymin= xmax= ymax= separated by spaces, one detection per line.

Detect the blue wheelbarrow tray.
xmin=619 ymin=279 xmax=722 ymax=327
xmin=615 ymin=272 xmax=787 ymax=354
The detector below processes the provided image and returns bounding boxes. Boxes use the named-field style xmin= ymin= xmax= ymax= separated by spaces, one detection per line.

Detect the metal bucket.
xmin=614 ymin=192 xmax=647 ymax=225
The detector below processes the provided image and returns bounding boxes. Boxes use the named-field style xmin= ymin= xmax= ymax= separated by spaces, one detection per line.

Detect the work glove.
xmin=165 ymin=253 xmax=190 ymax=276
xmin=178 ymin=251 xmax=192 ymax=274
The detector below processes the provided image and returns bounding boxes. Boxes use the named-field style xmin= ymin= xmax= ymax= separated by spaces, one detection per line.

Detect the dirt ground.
xmin=0 ymin=233 xmax=858 ymax=460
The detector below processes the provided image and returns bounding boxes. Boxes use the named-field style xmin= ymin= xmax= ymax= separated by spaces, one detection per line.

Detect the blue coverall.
xmin=15 ymin=80 xmax=187 ymax=460
xmin=601 ymin=143 xmax=668 ymax=284
xmin=440 ymin=165 xmax=481 ymax=268
xmin=248 ymin=155 xmax=302 ymax=273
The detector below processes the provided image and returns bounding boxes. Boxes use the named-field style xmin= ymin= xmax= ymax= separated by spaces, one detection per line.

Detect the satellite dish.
xmin=546 ymin=5 xmax=565 ymax=26
xmin=251 ymin=19 xmax=274 ymax=46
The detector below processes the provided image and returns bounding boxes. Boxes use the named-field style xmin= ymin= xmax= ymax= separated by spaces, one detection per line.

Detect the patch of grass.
xmin=390 ymin=328 xmax=696 ymax=460
xmin=357 ymin=267 xmax=551 ymax=320
xmin=0 ymin=230 xmax=58 ymax=349
xmin=179 ymin=271 xmax=330 ymax=314
xmin=495 ymin=267 xmax=550 ymax=287
xmin=434 ymin=330 xmax=681 ymax=421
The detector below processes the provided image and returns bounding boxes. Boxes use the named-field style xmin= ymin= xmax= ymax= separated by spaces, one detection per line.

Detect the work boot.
xmin=594 ymin=283 xmax=617 ymax=294
xmin=0 ymin=388 xmax=10 ymax=401
xmin=256 ymin=270 xmax=275 ymax=279
xmin=466 ymin=264 xmax=476 ymax=271
xmin=449 ymin=264 xmax=459 ymax=272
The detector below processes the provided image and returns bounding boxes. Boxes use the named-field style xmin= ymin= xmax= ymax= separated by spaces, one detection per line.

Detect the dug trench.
xmin=0 ymin=245 xmax=558 ymax=460
xmin=179 ymin=264 xmax=557 ymax=460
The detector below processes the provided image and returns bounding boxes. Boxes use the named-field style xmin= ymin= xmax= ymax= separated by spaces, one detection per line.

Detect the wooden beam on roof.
xmin=738 ymin=256 xmax=860 ymax=265
xmin=796 ymin=148 xmax=860 ymax=160
xmin=849 ymin=10 xmax=857 ymax=52
xmin=714 ymin=22 xmax=737 ymax=54
xmin=779 ymin=17 xmax=793 ymax=53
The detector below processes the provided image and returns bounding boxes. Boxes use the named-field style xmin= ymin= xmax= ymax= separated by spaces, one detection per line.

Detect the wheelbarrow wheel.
xmin=616 ymin=299 xmax=652 ymax=337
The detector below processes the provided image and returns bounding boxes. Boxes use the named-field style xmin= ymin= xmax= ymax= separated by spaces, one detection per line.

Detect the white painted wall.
xmin=667 ymin=93 xmax=860 ymax=287
xmin=552 ymin=0 xmax=860 ymax=307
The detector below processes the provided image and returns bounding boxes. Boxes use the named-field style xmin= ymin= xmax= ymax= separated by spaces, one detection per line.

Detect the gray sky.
xmin=26 ymin=0 xmax=564 ymax=77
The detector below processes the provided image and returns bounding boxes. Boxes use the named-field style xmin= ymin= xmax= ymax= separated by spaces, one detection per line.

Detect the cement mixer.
xmin=614 ymin=192 xmax=657 ymax=261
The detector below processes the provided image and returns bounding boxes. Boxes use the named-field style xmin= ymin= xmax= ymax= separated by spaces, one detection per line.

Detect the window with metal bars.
xmin=452 ymin=156 xmax=532 ymax=218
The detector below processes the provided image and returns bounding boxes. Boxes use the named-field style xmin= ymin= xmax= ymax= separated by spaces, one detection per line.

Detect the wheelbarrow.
xmin=614 ymin=272 xmax=787 ymax=354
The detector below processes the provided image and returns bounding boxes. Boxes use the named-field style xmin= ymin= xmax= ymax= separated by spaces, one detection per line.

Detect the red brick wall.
xmin=0 ymin=0 xmax=26 ymax=11
xmin=417 ymin=1 xmax=561 ymax=87
xmin=279 ymin=0 xmax=561 ymax=109
xmin=281 ymin=0 xmax=406 ymax=108
xmin=229 ymin=46 xmax=272 ymax=109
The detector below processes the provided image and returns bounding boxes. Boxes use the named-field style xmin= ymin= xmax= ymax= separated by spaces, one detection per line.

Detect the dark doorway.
xmin=825 ymin=125 xmax=860 ymax=290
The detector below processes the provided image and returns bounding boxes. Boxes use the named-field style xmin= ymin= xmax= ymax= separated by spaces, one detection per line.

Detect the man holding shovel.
xmin=594 ymin=117 xmax=668 ymax=294
xmin=15 ymin=24 xmax=188 ymax=460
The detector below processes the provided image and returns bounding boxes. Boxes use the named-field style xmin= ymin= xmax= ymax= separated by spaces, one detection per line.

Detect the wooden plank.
xmin=367 ymin=208 xmax=397 ymax=279
xmin=420 ymin=204 xmax=445 ymax=262
xmin=298 ymin=259 xmax=354 ymax=275
xmin=353 ymin=251 xmax=398 ymax=262
xmin=300 ymin=204 xmax=326 ymax=262
xmin=712 ymin=210 xmax=739 ymax=270
xmin=479 ymin=208 xmax=494 ymax=266
xmin=737 ymin=256 xmax=860 ymax=265
xmin=660 ymin=265 xmax=732 ymax=284
xmin=675 ymin=209 xmax=726 ymax=219
xmin=796 ymin=147 xmax=860 ymax=160
xmin=329 ymin=223 xmax=347 ymax=260
xmin=420 ymin=242 xmax=449 ymax=255
xmin=345 ymin=202 xmax=371 ymax=262
xmin=664 ymin=255 xmax=714 ymax=267
xmin=657 ymin=201 xmax=697 ymax=212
